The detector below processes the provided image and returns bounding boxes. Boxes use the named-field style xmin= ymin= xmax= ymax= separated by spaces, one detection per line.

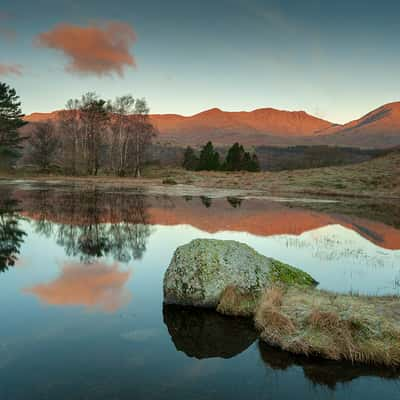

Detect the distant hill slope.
xmin=315 ymin=102 xmax=400 ymax=148
xmin=24 ymin=102 xmax=400 ymax=148
xmin=150 ymin=107 xmax=333 ymax=138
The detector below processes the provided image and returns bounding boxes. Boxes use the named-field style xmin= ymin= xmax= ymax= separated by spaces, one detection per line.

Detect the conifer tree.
xmin=0 ymin=82 xmax=27 ymax=168
xmin=198 ymin=141 xmax=220 ymax=170
xmin=182 ymin=146 xmax=199 ymax=170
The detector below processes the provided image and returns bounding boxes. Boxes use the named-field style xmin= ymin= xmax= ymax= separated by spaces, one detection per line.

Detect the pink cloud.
xmin=36 ymin=21 xmax=137 ymax=77
xmin=0 ymin=64 xmax=22 ymax=76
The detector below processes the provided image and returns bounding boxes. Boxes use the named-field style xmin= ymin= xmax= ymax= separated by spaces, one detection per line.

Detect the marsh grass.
xmin=216 ymin=286 xmax=260 ymax=317
xmin=255 ymin=286 xmax=400 ymax=367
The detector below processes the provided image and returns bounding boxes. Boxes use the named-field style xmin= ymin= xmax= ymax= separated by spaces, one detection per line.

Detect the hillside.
xmin=24 ymin=102 xmax=400 ymax=148
xmin=316 ymin=102 xmax=400 ymax=148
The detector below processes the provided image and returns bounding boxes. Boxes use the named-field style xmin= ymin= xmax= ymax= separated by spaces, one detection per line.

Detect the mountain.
xmin=150 ymin=107 xmax=333 ymax=138
xmin=315 ymin=102 xmax=400 ymax=148
xmin=24 ymin=102 xmax=400 ymax=148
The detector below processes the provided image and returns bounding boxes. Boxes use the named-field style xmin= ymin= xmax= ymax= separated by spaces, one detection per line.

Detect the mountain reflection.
xmin=24 ymin=261 xmax=132 ymax=312
xmin=0 ymin=190 xmax=26 ymax=273
xmin=258 ymin=341 xmax=400 ymax=390
xmin=163 ymin=304 xmax=257 ymax=359
xmin=27 ymin=188 xmax=152 ymax=263
xmin=14 ymin=185 xmax=400 ymax=260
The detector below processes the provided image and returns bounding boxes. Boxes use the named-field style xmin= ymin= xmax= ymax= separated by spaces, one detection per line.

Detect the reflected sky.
xmin=0 ymin=184 xmax=400 ymax=399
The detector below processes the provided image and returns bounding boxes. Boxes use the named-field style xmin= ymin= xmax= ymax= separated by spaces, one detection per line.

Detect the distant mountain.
xmin=150 ymin=107 xmax=333 ymax=138
xmin=315 ymin=102 xmax=400 ymax=148
xmin=24 ymin=102 xmax=400 ymax=148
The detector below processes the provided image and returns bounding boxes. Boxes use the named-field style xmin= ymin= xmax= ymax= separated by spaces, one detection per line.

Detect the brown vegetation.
xmin=216 ymin=286 xmax=259 ymax=317
xmin=255 ymin=286 xmax=400 ymax=367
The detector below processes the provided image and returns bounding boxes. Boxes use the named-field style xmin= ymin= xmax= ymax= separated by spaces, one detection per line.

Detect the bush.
xmin=162 ymin=177 xmax=178 ymax=185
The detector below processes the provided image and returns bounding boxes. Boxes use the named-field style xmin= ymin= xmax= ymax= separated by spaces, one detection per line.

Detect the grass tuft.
xmin=255 ymin=286 xmax=400 ymax=367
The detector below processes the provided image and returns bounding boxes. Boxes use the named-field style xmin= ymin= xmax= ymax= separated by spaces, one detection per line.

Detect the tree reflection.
xmin=30 ymin=188 xmax=153 ymax=263
xmin=0 ymin=190 xmax=26 ymax=272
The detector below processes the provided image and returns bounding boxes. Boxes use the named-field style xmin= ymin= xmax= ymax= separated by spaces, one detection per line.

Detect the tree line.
xmin=182 ymin=141 xmax=260 ymax=172
xmin=0 ymin=82 xmax=157 ymax=177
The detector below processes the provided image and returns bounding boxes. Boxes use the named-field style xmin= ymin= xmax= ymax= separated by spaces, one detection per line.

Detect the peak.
xmin=196 ymin=107 xmax=224 ymax=116
xmin=381 ymin=101 xmax=400 ymax=109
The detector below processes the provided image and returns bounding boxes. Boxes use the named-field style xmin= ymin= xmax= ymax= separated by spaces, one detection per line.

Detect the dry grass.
xmin=255 ymin=286 xmax=400 ymax=367
xmin=2 ymin=150 xmax=399 ymax=199
xmin=216 ymin=286 xmax=260 ymax=317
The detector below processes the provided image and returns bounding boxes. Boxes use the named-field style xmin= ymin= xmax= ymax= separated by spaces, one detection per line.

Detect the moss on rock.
xmin=269 ymin=259 xmax=318 ymax=287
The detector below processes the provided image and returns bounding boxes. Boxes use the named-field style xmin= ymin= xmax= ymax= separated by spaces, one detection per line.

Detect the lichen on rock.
xmin=163 ymin=239 xmax=317 ymax=315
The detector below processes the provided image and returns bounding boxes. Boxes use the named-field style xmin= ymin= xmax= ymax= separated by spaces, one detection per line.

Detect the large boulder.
xmin=163 ymin=239 xmax=317 ymax=316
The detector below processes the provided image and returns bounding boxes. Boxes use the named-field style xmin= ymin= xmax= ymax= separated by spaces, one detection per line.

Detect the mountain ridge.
xmin=24 ymin=102 xmax=400 ymax=148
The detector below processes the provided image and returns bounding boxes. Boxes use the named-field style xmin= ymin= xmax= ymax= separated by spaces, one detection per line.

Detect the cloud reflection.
xmin=24 ymin=262 xmax=132 ymax=312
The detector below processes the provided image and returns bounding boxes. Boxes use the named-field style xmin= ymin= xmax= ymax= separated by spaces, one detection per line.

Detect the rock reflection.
xmin=163 ymin=304 xmax=257 ymax=359
xmin=24 ymin=261 xmax=132 ymax=312
xmin=0 ymin=190 xmax=26 ymax=273
xmin=258 ymin=341 xmax=400 ymax=390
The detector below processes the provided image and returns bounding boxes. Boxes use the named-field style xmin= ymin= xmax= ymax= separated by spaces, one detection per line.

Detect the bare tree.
xmin=58 ymin=93 xmax=109 ymax=175
xmin=109 ymin=95 xmax=136 ymax=176
xmin=79 ymin=93 xmax=109 ymax=175
xmin=109 ymin=96 xmax=156 ymax=177
xmin=131 ymin=99 xmax=157 ymax=178
xmin=27 ymin=121 xmax=59 ymax=172
xmin=57 ymin=93 xmax=155 ymax=177
xmin=58 ymin=99 xmax=81 ymax=175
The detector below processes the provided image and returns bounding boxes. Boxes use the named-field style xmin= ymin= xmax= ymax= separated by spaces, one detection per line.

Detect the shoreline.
xmin=0 ymin=170 xmax=399 ymax=201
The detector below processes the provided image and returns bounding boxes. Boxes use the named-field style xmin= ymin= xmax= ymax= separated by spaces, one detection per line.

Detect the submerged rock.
xmin=163 ymin=239 xmax=316 ymax=316
xmin=163 ymin=304 xmax=257 ymax=359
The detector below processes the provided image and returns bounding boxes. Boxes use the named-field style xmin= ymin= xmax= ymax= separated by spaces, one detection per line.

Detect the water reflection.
xmin=27 ymin=188 xmax=152 ymax=263
xmin=163 ymin=304 xmax=257 ymax=359
xmin=0 ymin=190 xmax=26 ymax=273
xmin=258 ymin=341 xmax=400 ymax=390
xmin=24 ymin=261 xmax=132 ymax=312
xmin=0 ymin=184 xmax=399 ymax=399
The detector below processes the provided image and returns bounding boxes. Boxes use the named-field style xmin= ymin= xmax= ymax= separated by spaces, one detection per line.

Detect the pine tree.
xmin=223 ymin=142 xmax=261 ymax=172
xmin=0 ymin=82 xmax=27 ymax=168
xmin=182 ymin=146 xmax=199 ymax=170
xmin=198 ymin=141 xmax=220 ymax=170
xmin=243 ymin=152 xmax=261 ymax=172
xmin=224 ymin=142 xmax=245 ymax=171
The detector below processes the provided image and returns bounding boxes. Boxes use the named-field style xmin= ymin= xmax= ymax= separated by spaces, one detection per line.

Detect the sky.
xmin=0 ymin=0 xmax=400 ymax=123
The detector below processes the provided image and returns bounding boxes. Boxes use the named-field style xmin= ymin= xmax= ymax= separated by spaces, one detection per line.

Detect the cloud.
xmin=36 ymin=21 xmax=137 ymax=77
xmin=24 ymin=261 xmax=132 ymax=312
xmin=0 ymin=64 xmax=22 ymax=76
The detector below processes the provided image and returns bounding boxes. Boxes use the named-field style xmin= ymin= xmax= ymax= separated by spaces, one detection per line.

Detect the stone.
xmin=163 ymin=239 xmax=317 ymax=315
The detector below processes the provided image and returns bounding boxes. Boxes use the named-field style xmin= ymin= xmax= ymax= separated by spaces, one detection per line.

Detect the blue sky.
xmin=1 ymin=0 xmax=399 ymax=123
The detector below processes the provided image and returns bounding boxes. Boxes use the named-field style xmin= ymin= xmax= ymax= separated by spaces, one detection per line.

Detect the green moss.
xmin=269 ymin=260 xmax=317 ymax=287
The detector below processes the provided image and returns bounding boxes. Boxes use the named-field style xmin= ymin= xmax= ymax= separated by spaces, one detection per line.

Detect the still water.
xmin=0 ymin=183 xmax=399 ymax=399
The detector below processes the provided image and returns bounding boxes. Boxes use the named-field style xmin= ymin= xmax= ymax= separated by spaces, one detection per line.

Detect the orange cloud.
xmin=36 ymin=22 xmax=136 ymax=76
xmin=24 ymin=262 xmax=132 ymax=312
xmin=0 ymin=64 xmax=22 ymax=76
